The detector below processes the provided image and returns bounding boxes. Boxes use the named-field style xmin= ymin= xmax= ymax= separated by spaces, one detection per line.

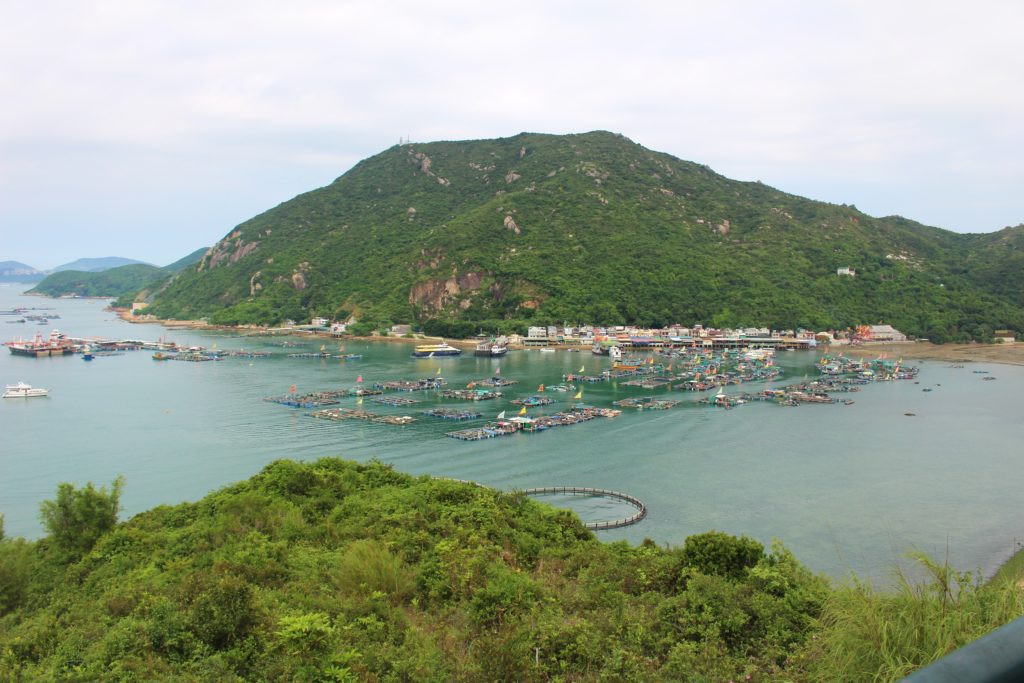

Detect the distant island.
xmin=0 ymin=260 xmax=46 ymax=283
xmin=27 ymin=248 xmax=208 ymax=300
xmin=51 ymin=256 xmax=150 ymax=273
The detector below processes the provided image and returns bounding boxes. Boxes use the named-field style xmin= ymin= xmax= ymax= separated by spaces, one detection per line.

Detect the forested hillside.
xmin=145 ymin=132 xmax=1023 ymax=342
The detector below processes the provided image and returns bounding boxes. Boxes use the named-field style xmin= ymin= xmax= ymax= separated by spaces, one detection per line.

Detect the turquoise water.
xmin=2 ymin=284 xmax=1023 ymax=582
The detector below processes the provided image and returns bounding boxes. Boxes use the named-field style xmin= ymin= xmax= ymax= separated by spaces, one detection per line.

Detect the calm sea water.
xmin=2 ymin=284 xmax=1023 ymax=582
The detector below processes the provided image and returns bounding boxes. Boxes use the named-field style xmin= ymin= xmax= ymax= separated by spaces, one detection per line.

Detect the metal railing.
xmin=903 ymin=615 xmax=1024 ymax=682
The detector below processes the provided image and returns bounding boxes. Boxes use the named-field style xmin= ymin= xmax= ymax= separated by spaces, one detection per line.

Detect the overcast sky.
xmin=2 ymin=1 xmax=1022 ymax=270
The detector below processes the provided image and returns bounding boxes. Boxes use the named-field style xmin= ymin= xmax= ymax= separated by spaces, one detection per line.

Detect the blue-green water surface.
xmin=2 ymin=285 xmax=1022 ymax=583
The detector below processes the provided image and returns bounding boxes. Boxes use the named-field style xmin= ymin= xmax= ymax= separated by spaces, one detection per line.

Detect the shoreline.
xmin=114 ymin=310 xmax=1024 ymax=366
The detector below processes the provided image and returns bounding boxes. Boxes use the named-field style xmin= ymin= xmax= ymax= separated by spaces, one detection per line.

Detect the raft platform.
xmin=422 ymin=408 xmax=482 ymax=421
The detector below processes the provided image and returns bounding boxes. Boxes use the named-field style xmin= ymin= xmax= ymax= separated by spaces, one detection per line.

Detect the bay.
xmin=2 ymin=284 xmax=1023 ymax=583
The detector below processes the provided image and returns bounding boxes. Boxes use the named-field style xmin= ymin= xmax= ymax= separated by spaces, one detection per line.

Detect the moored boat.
xmin=3 ymin=381 xmax=49 ymax=398
xmin=412 ymin=342 xmax=462 ymax=358
xmin=5 ymin=329 xmax=76 ymax=357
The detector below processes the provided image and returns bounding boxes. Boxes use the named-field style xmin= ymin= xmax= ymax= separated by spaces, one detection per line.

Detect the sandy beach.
xmin=841 ymin=341 xmax=1024 ymax=366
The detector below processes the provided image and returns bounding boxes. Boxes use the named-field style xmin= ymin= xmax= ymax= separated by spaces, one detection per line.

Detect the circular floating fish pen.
xmin=522 ymin=486 xmax=647 ymax=530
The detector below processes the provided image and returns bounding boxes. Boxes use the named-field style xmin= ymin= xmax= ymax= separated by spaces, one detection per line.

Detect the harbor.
xmin=1 ymin=289 xmax=1022 ymax=585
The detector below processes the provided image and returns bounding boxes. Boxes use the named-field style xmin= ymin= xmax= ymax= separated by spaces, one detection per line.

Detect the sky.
xmin=2 ymin=1 xmax=1022 ymax=270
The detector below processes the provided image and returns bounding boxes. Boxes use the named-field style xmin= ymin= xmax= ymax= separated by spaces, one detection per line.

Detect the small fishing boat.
xmin=3 ymin=381 xmax=49 ymax=398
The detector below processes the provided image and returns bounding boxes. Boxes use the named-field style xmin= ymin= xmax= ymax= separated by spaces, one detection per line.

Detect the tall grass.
xmin=803 ymin=552 xmax=1024 ymax=682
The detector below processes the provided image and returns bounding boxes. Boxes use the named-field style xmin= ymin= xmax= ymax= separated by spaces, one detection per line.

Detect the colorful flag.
xmin=467 ymin=382 xmax=474 ymax=388
xmin=518 ymin=406 xmax=527 ymax=415
xmin=436 ymin=367 xmax=441 ymax=375
xmin=497 ymin=410 xmax=506 ymax=420
xmin=357 ymin=397 xmax=363 ymax=405
xmin=538 ymin=384 xmax=545 ymax=392
xmin=356 ymin=375 xmax=363 ymax=383
xmin=495 ymin=366 xmax=501 ymax=375
xmin=289 ymin=384 xmax=296 ymax=393
xmin=579 ymin=365 xmax=585 ymax=373
xmin=573 ymin=390 xmax=583 ymax=399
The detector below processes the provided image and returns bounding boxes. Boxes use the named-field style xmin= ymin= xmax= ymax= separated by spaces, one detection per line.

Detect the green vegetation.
xmin=1 ymin=459 xmax=1022 ymax=681
xmin=163 ymin=247 xmax=210 ymax=274
xmin=29 ymin=248 xmax=208 ymax=302
xmin=143 ymin=131 xmax=1023 ymax=341
xmin=29 ymin=264 xmax=167 ymax=299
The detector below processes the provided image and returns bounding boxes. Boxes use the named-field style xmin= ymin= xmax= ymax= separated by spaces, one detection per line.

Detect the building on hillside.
xmin=837 ymin=267 xmax=856 ymax=276
xmin=994 ymin=330 xmax=1016 ymax=343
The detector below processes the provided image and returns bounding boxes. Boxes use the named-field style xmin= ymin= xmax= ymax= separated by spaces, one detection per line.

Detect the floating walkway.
xmin=521 ymin=486 xmax=647 ymax=530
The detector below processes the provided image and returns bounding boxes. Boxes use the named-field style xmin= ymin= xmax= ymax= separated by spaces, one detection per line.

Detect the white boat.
xmin=3 ymin=381 xmax=49 ymax=398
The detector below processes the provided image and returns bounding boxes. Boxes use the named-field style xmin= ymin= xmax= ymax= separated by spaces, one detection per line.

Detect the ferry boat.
xmin=4 ymin=329 xmax=76 ymax=357
xmin=3 ymin=381 xmax=49 ymax=398
xmin=412 ymin=342 xmax=462 ymax=358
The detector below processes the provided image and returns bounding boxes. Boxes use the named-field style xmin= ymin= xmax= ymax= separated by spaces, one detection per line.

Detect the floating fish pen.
xmin=373 ymin=378 xmax=448 ymax=392
xmin=310 ymin=408 xmax=415 ymax=425
xmin=510 ymin=395 xmax=555 ymax=406
xmin=438 ymin=389 xmax=502 ymax=401
xmin=787 ymin=392 xmax=835 ymax=404
xmin=620 ymin=376 xmax=673 ymax=389
xmin=446 ymin=426 xmax=505 ymax=440
xmin=348 ymin=386 xmax=383 ymax=397
xmin=520 ymin=486 xmax=647 ymax=530
xmin=573 ymin=374 xmax=609 ymax=383
xmin=422 ymin=408 xmax=482 ymax=421
xmin=220 ymin=350 xmax=272 ymax=358
xmin=471 ymin=377 xmax=519 ymax=387
xmin=264 ymin=390 xmax=347 ymax=408
xmin=371 ymin=396 xmax=419 ymax=406
xmin=171 ymin=352 xmax=221 ymax=362
xmin=612 ymin=397 xmax=680 ymax=410
xmin=335 ymin=353 xmax=362 ymax=361
xmin=569 ymin=404 xmax=622 ymax=418
xmin=287 ymin=351 xmax=334 ymax=359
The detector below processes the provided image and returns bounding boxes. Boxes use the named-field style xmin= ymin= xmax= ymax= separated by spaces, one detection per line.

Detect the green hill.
xmin=29 ymin=263 xmax=167 ymax=298
xmin=163 ymin=246 xmax=209 ymax=273
xmin=28 ymin=248 xmax=209 ymax=301
xmin=146 ymin=131 xmax=1023 ymax=342
xmin=2 ymin=458 xmax=1022 ymax=681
